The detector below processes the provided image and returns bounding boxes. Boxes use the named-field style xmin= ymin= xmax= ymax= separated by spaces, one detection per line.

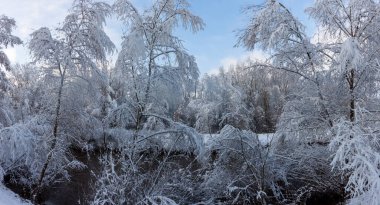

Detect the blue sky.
xmin=174 ymin=0 xmax=315 ymax=73
xmin=1 ymin=0 xmax=314 ymax=74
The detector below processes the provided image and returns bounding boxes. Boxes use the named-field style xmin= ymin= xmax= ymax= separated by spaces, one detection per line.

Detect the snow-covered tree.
xmin=187 ymin=71 xmax=250 ymax=133
xmin=307 ymin=0 xmax=380 ymax=123
xmin=0 ymin=15 xmax=22 ymax=128
xmin=0 ymin=15 xmax=22 ymax=72
xmin=28 ymin=0 xmax=115 ymax=194
xmin=237 ymin=0 xmax=336 ymax=140
xmin=111 ymin=0 xmax=204 ymax=130
xmin=308 ymin=1 xmax=380 ymax=203
xmin=227 ymin=62 xmax=293 ymax=133
xmin=239 ymin=0 xmax=380 ymax=203
xmin=92 ymin=0 xmax=207 ymax=189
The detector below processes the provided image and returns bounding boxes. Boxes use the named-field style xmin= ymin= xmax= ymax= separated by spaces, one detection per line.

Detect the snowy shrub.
xmin=0 ymin=123 xmax=41 ymax=184
xmin=271 ymin=140 xmax=341 ymax=204
xmin=106 ymin=102 xmax=138 ymax=129
xmin=201 ymin=125 xmax=273 ymax=204
xmin=331 ymin=113 xmax=380 ymax=205
xmin=91 ymin=147 xmax=203 ymax=205
xmin=0 ymin=116 xmax=87 ymax=189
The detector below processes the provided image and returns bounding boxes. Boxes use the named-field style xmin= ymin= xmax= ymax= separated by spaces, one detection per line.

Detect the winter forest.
xmin=1 ymin=0 xmax=380 ymax=204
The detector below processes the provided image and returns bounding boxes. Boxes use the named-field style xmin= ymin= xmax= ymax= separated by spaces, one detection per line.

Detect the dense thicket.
xmin=1 ymin=0 xmax=380 ymax=204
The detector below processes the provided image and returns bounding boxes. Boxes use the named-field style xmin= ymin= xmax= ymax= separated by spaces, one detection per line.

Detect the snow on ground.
xmin=0 ymin=184 xmax=31 ymax=205
xmin=257 ymin=133 xmax=275 ymax=146
xmin=202 ymin=133 xmax=275 ymax=147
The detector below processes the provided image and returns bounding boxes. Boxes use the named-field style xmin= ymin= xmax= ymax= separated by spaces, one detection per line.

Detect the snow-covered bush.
xmin=330 ymin=109 xmax=380 ymax=205
xmin=201 ymin=125 xmax=273 ymax=204
xmin=271 ymin=139 xmax=341 ymax=204
xmin=276 ymin=92 xmax=334 ymax=143
xmin=0 ymin=117 xmax=86 ymax=188
xmin=0 ymin=123 xmax=38 ymax=183
xmin=91 ymin=142 xmax=203 ymax=205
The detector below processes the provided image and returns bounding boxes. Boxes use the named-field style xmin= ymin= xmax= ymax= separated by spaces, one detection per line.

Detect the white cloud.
xmin=0 ymin=0 xmax=73 ymax=64
xmin=0 ymin=0 xmax=126 ymax=65
xmin=221 ymin=50 xmax=268 ymax=68
xmin=2 ymin=0 xmax=71 ymax=39
xmin=206 ymin=50 xmax=268 ymax=75
xmin=206 ymin=67 xmax=221 ymax=75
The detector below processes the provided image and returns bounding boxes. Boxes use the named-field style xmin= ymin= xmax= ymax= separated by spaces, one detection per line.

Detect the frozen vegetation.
xmin=1 ymin=0 xmax=380 ymax=204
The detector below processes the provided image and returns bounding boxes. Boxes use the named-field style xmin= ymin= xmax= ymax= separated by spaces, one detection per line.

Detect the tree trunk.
xmin=33 ymin=66 xmax=65 ymax=199
xmin=144 ymin=49 xmax=154 ymax=106
xmin=348 ymin=69 xmax=355 ymax=122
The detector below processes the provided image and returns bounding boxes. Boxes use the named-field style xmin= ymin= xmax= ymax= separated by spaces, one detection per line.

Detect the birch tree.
xmin=308 ymin=1 xmax=380 ymax=203
xmin=237 ymin=0 xmax=335 ymax=140
xmin=238 ymin=0 xmax=380 ymax=203
xmin=29 ymin=0 xmax=114 ymax=195
xmin=112 ymin=0 xmax=204 ymax=130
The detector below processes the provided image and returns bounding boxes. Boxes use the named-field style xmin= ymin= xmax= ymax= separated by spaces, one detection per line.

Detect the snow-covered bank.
xmin=203 ymin=133 xmax=275 ymax=147
xmin=0 ymin=184 xmax=31 ymax=205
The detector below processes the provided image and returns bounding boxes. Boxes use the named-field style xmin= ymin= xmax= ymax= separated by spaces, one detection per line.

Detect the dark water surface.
xmin=42 ymin=150 xmax=101 ymax=205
